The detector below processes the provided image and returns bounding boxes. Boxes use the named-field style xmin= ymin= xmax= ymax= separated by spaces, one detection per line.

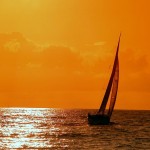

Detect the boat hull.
xmin=88 ymin=113 xmax=110 ymax=125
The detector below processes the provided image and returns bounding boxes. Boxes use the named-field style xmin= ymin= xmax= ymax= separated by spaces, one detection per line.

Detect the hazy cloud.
xmin=0 ymin=32 xmax=150 ymax=94
xmin=4 ymin=39 xmax=21 ymax=52
xmin=94 ymin=41 xmax=106 ymax=46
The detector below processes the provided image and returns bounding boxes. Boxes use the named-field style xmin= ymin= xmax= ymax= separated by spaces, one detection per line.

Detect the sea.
xmin=0 ymin=108 xmax=150 ymax=150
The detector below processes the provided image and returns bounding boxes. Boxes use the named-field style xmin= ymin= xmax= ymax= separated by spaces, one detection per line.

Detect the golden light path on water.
xmin=0 ymin=108 xmax=71 ymax=149
xmin=1 ymin=108 xmax=150 ymax=149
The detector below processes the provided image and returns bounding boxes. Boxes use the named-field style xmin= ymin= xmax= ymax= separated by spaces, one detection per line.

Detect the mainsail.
xmin=98 ymin=35 xmax=120 ymax=117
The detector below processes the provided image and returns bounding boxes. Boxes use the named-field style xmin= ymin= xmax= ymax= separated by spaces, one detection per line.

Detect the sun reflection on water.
xmin=0 ymin=108 xmax=66 ymax=149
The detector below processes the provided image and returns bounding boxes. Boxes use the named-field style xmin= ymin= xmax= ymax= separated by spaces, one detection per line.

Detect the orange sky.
xmin=0 ymin=0 xmax=150 ymax=109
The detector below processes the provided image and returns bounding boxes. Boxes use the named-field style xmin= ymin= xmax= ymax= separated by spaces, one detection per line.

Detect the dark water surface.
xmin=0 ymin=108 xmax=150 ymax=149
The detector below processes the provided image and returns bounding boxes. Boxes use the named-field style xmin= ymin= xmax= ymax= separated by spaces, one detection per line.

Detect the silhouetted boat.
xmin=88 ymin=35 xmax=121 ymax=125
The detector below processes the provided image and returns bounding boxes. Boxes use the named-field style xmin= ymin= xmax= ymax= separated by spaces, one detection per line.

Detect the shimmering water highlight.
xmin=0 ymin=108 xmax=150 ymax=149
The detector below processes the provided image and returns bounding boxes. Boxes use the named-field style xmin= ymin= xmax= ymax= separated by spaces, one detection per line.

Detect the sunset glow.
xmin=0 ymin=0 xmax=150 ymax=109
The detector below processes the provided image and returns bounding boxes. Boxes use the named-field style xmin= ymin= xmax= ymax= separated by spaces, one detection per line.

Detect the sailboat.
xmin=88 ymin=35 xmax=121 ymax=125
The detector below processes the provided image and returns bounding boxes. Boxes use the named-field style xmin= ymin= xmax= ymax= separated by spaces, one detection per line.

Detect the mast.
xmin=98 ymin=34 xmax=121 ymax=114
xmin=107 ymin=56 xmax=119 ymax=117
